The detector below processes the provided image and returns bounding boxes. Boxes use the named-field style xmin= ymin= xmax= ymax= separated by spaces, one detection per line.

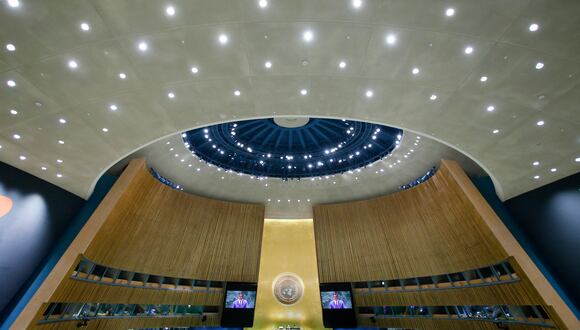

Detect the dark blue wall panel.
xmin=473 ymin=174 xmax=580 ymax=319
xmin=0 ymin=161 xmax=116 ymax=329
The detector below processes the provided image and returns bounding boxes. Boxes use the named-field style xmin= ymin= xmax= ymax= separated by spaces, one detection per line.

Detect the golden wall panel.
xmin=253 ymin=219 xmax=326 ymax=330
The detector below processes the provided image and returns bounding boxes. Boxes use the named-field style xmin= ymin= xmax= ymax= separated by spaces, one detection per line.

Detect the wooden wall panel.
xmin=314 ymin=160 xmax=507 ymax=283
xmin=32 ymin=314 xmax=220 ymax=330
xmin=358 ymin=317 xmax=552 ymax=330
xmin=84 ymin=159 xmax=265 ymax=282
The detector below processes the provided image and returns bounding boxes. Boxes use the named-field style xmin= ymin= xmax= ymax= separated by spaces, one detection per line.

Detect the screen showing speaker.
xmin=220 ymin=282 xmax=257 ymax=327
xmin=320 ymin=283 xmax=357 ymax=328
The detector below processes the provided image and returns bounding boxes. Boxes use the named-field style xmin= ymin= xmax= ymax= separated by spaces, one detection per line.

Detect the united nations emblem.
xmin=272 ymin=273 xmax=304 ymax=306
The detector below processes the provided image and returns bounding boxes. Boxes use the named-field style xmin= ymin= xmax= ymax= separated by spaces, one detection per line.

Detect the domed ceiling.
xmin=0 ymin=0 xmax=579 ymax=206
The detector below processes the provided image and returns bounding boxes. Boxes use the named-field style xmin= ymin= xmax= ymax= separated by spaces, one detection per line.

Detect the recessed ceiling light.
xmin=165 ymin=5 xmax=175 ymax=16
xmin=352 ymin=0 xmax=363 ymax=9
xmin=532 ymin=161 xmax=539 ymax=166
xmin=445 ymin=7 xmax=455 ymax=17
xmin=59 ymin=118 xmax=67 ymax=124
xmin=365 ymin=90 xmax=374 ymax=98
xmin=300 ymin=89 xmax=308 ymax=96
xmin=536 ymin=120 xmax=544 ymax=126
xmin=109 ymin=104 xmax=118 ymax=111
xmin=385 ymin=34 xmax=397 ymax=45
xmin=102 ymin=127 xmax=109 ymax=132
xmin=58 ymin=140 xmax=64 ymax=144
xmin=430 ymin=94 xmax=437 ymax=101
xmin=218 ymin=33 xmax=229 ymax=45
xmin=119 ymin=72 xmax=127 ymax=79
xmin=7 ymin=0 xmax=19 ymax=8
xmin=9 ymin=109 xmax=17 ymax=115
xmin=13 ymin=134 xmax=21 ymax=139
xmin=464 ymin=46 xmax=474 ymax=54
xmin=550 ymin=168 xmax=557 ymax=172
xmin=535 ymin=62 xmax=544 ymax=70
xmin=41 ymin=166 xmax=47 ymax=171
xmin=338 ymin=61 xmax=346 ymax=69
xmin=19 ymin=155 xmax=26 ymax=160
xmin=533 ymin=175 xmax=540 ymax=180
xmin=480 ymin=76 xmax=488 ymax=82
xmin=234 ymin=90 xmax=241 ymax=96
xmin=303 ymin=30 xmax=314 ymax=42
xmin=57 ymin=159 xmax=63 ymax=163
xmin=56 ymin=173 xmax=63 ymax=178
xmin=487 ymin=105 xmax=495 ymax=112
xmin=264 ymin=61 xmax=272 ymax=69
xmin=167 ymin=92 xmax=175 ymax=99
xmin=138 ymin=41 xmax=148 ymax=52
xmin=492 ymin=129 xmax=499 ymax=134
xmin=191 ymin=66 xmax=199 ymax=74
xmin=6 ymin=43 xmax=15 ymax=51
xmin=258 ymin=0 xmax=268 ymax=8
xmin=529 ymin=23 xmax=539 ymax=32
xmin=6 ymin=80 xmax=16 ymax=87
xmin=411 ymin=67 xmax=420 ymax=75
xmin=80 ymin=22 xmax=90 ymax=31
xmin=68 ymin=60 xmax=78 ymax=69
xmin=575 ymin=157 xmax=580 ymax=162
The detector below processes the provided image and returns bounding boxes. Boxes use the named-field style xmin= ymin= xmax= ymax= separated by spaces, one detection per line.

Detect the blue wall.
xmin=473 ymin=175 xmax=580 ymax=319
xmin=0 ymin=164 xmax=116 ymax=330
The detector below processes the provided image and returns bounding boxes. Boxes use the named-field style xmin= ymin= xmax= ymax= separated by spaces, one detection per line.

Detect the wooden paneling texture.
xmin=33 ymin=314 xmax=220 ymax=329
xmin=84 ymin=160 xmax=265 ymax=282
xmin=314 ymin=161 xmax=507 ymax=283
xmin=26 ymin=159 xmax=265 ymax=329
xmin=358 ymin=317 xmax=554 ymax=330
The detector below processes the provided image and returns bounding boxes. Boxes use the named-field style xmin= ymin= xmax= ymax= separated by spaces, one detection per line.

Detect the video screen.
xmin=224 ymin=290 xmax=256 ymax=309
xmin=321 ymin=291 xmax=353 ymax=309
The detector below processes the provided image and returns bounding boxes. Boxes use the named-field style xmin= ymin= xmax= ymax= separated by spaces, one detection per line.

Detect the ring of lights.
xmin=182 ymin=118 xmax=403 ymax=179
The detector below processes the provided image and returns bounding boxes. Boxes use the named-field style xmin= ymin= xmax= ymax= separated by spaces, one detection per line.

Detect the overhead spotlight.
xmin=338 ymin=61 xmax=347 ymax=69
xmin=411 ymin=67 xmax=420 ymax=75
xmin=59 ymin=118 xmax=67 ymax=124
xmin=138 ymin=41 xmax=148 ymax=51
xmin=109 ymin=104 xmax=118 ymax=111
xmin=234 ymin=90 xmax=241 ymax=96
xmin=536 ymin=120 xmax=544 ymax=126
xmin=464 ymin=46 xmax=474 ymax=54
xmin=492 ymin=129 xmax=499 ymax=134
xmin=533 ymin=175 xmax=540 ymax=179
xmin=385 ymin=33 xmax=397 ymax=45
xmin=118 ymin=72 xmax=127 ymax=79
xmin=430 ymin=94 xmax=437 ymax=101
xmin=365 ymin=90 xmax=374 ymax=98
xmin=191 ymin=66 xmax=199 ymax=74
xmin=68 ymin=60 xmax=78 ymax=69
xmin=352 ymin=0 xmax=363 ymax=9
xmin=300 ymin=89 xmax=308 ymax=96
xmin=532 ymin=161 xmax=540 ymax=166
xmin=529 ymin=23 xmax=539 ymax=32
xmin=480 ymin=76 xmax=488 ymax=82
xmin=6 ymin=43 xmax=16 ymax=51
xmin=167 ymin=92 xmax=175 ymax=99
xmin=10 ymin=109 xmax=17 ymax=115
xmin=80 ymin=22 xmax=90 ymax=31
xmin=7 ymin=0 xmax=19 ymax=8
xmin=258 ymin=0 xmax=268 ymax=8
xmin=6 ymin=80 xmax=16 ymax=87
xmin=550 ymin=168 xmax=557 ymax=172
xmin=165 ymin=5 xmax=176 ymax=16
xmin=445 ymin=7 xmax=455 ymax=17
xmin=264 ymin=61 xmax=272 ymax=69
xmin=535 ymin=62 xmax=544 ymax=70
xmin=102 ymin=127 xmax=109 ymax=132
xmin=487 ymin=105 xmax=495 ymax=112
xmin=303 ymin=30 xmax=314 ymax=42
xmin=218 ymin=33 xmax=229 ymax=45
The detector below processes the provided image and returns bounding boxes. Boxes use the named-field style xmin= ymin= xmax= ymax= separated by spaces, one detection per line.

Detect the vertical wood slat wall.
xmin=314 ymin=160 xmax=507 ymax=283
xmin=313 ymin=160 xmax=570 ymax=329
xmin=26 ymin=158 xmax=264 ymax=329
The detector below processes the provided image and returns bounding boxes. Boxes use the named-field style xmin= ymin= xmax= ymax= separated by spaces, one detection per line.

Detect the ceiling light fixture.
xmin=365 ymin=90 xmax=374 ymax=98
xmin=550 ymin=168 xmax=557 ymax=172
xmin=529 ymin=23 xmax=539 ymax=32
xmin=10 ymin=109 xmax=17 ymax=115
xmin=218 ymin=33 xmax=229 ymax=45
xmin=258 ymin=0 xmax=268 ymax=8
xmin=13 ymin=134 xmax=21 ymax=140
xmin=430 ymin=94 xmax=437 ymax=101
xmin=532 ymin=161 xmax=539 ymax=166
xmin=234 ymin=90 xmax=241 ymax=96
xmin=535 ymin=62 xmax=544 ymax=70
xmin=352 ymin=0 xmax=363 ymax=9
xmin=303 ymin=30 xmax=314 ymax=42
xmin=464 ymin=46 xmax=474 ymax=54
xmin=68 ymin=60 xmax=78 ymax=69
xmin=80 ymin=22 xmax=90 ymax=31
xmin=445 ymin=7 xmax=455 ymax=17
xmin=338 ymin=61 xmax=346 ymax=69
xmin=575 ymin=157 xmax=580 ymax=162
xmin=138 ymin=41 xmax=148 ymax=52
xmin=102 ymin=127 xmax=109 ymax=132
xmin=109 ymin=104 xmax=118 ymax=111
xmin=56 ymin=173 xmax=63 ymax=178
xmin=264 ymin=61 xmax=272 ymax=69
xmin=165 ymin=5 xmax=175 ymax=16
xmin=6 ymin=43 xmax=15 ymax=51
xmin=119 ymin=72 xmax=127 ymax=79
xmin=7 ymin=0 xmax=19 ymax=8
xmin=167 ymin=92 xmax=175 ymax=99
xmin=536 ymin=120 xmax=544 ymax=126
xmin=300 ymin=89 xmax=308 ymax=96
xmin=7 ymin=80 xmax=16 ymax=87
xmin=58 ymin=118 xmax=67 ymax=124
xmin=386 ymin=34 xmax=397 ymax=45
xmin=191 ymin=66 xmax=199 ymax=74
xmin=58 ymin=140 xmax=64 ymax=144
xmin=411 ymin=67 xmax=420 ymax=75
xmin=492 ymin=129 xmax=499 ymax=134
xmin=480 ymin=76 xmax=488 ymax=82
xmin=487 ymin=105 xmax=495 ymax=112
xmin=533 ymin=175 xmax=540 ymax=179
xmin=19 ymin=155 xmax=26 ymax=160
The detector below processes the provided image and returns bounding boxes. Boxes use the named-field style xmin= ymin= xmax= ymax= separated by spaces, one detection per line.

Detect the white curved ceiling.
xmin=0 ymin=0 xmax=579 ymax=201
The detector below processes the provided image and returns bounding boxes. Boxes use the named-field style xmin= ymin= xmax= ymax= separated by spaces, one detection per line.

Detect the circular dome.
xmin=182 ymin=118 xmax=403 ymax=179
